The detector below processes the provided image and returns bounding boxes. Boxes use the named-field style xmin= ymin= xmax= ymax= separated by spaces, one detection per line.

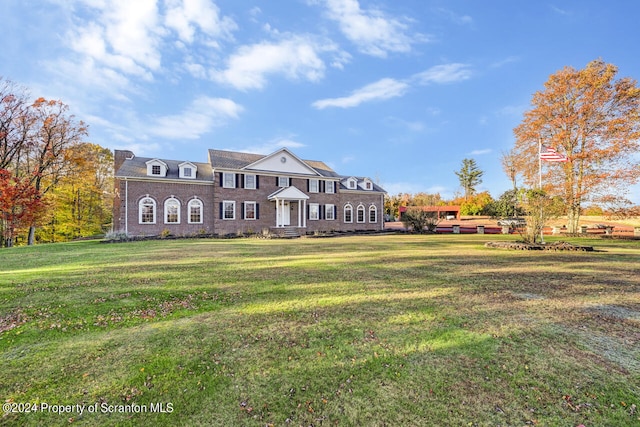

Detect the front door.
xmin=278 ymin=202 xmax=290 ymax=226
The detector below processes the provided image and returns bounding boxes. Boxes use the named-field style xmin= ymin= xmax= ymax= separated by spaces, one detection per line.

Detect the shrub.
xmin=402 ymin=207 xmax=440 ymax=233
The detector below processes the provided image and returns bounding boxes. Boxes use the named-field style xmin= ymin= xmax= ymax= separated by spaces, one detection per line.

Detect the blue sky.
xmin=2 ymin=1 xmax=640 ymax=202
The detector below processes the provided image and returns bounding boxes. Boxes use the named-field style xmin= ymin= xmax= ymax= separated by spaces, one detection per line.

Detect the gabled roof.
xmin=208 ymin=148 xmax=340 ymax=178
xmin=146 ymin=158 xmax=168 ymax=167
xmin=268 ymin=185 xmax=310 ymax=200
xmin=115 ymin=156 xmax=213 ymax=181
xmin=339 ymin=176 xmax=386 ymax=193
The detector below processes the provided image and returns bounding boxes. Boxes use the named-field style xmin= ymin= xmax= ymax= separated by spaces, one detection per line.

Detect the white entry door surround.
xmin=269 ymin=186 xmax=309 ymax=228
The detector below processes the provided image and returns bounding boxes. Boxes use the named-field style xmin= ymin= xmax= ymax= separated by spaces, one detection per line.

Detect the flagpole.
xmin=538 ymin=139 xmax=542 ymax=189
xmin=538 ymin=138 xmax=544 ymax=244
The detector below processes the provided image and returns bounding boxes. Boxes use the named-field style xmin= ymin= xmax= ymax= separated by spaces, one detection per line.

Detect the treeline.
xmin=385 ymin=191 xmax=501 ymax=220
xmin=0 ymin=78 xmax=113 ymax=247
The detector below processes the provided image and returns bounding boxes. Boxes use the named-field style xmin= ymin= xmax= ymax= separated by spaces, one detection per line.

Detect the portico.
xmin=268 ymin=186 xmax=309 ymax=228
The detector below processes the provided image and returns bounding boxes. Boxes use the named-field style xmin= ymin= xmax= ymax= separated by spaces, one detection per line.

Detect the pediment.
xmin=268 ymin=186 xmax=310 ymax=200
xmin=243 ymin=148 xmax=319 ymax=176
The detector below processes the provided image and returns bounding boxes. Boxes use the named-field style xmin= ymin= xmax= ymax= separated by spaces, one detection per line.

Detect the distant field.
xmin=1 ymin=235 xmax=639 ymax=426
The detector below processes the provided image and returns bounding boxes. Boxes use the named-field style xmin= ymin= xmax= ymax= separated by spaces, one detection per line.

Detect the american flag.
xmin=540 ymin=145 xmax=568 ymax=162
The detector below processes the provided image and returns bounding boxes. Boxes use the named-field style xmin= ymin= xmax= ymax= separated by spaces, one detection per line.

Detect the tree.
xmin=401 ymin=207 xmax=440 ymax=233
xmin=486 ymin=189 xmax=525 ymax=219
xmin=454 ymin=158 xmax=483 ymax=199
xmin=0 ymin=169 xmax=45 ymax=247
xmin=23 ymin=98 xmax=88 ymax=244
xmin=500 ymin=149 xmax=519 ymax=191
xmin=450 ymin=191 xmax=494 ymax=216
xmin=513 ymin=59 xmax=640 ymax=233
xmin=38 ymin=143 xmax=113 ymax=241
xmin=518 ymin=189 xmax=564 ymax=244
xmin=0 ymin=78 xmax=90 ymax=245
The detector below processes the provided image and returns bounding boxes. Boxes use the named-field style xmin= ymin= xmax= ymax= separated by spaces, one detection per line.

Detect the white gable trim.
xmin=242 ymin=148 xmax=320 ymax=176
xmin=146 ymin=159 xmax=168 ymax=177
xmin=178 ymin=161 xmax=197 ymax=179
xmin=268 ymin=185 xmax=310 ymax=201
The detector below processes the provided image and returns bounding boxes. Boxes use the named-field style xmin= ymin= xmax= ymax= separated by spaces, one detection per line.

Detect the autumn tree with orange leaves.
xmin=1 ymin=77 xmax=88 ymax=246
xmin=0 ymin=169 xmax=45 ymax=247
xmin=512 ymin=59 xmax=640 ymax=233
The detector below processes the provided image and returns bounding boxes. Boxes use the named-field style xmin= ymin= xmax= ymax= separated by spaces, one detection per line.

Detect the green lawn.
xmin=1 ymin=235 xmax=639 ymax=426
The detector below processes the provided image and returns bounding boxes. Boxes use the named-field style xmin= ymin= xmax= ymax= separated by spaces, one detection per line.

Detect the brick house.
xmin=113 ymin=148 xmax=386 ymax=237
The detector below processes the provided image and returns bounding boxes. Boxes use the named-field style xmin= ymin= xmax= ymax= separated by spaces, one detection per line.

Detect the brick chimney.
xmin=114 ymin=149 xmax=135 ymax=173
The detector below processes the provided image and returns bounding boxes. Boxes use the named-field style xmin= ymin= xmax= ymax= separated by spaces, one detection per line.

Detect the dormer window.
xmin=349 ymin=181 xmax=356 ymax=189
xmin=146 ymin=159 xmax=168 ymax=177
xmin=179 ymin=162 xmax=197 ymax=179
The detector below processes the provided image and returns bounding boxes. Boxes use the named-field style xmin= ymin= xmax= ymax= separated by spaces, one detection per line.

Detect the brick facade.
xmin=114 ymin=148 xmax=385 ymax=237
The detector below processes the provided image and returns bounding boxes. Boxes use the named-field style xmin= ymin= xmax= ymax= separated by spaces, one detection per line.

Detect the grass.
xmin=1 ymin=234 xmax=639 ymax=426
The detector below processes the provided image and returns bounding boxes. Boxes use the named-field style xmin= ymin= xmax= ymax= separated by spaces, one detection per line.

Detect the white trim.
xmin=164 ymin=197 xmax=181 ymax=224
xmin=222 ymin=200 xmax=236 ymax=220
xmin=179 ymin=162 xmax=197 ymax=179
xmin=325 ymin=204 xmax=335 ymax=221
xmin=325 ymin=181 xmax=335 ymax=194
xmin=244 ymin=174 xmax=256 ymax=189
xmin=368 ymin=205 xmax=377 ymax=223
xmin=309 ymin=179 xmax=319 ymax=193
xmin=223 ymin=172 xmax=236 ymax=188
xmin=278 ymin=176 xmax=290 ymax=187
xmin=356 ymin=204 xmax=365 ymax=223
xmin=309 ymin=203 xmax=319 ymax=220
xmin=188 ymin=198 xmax=203 ymax=224
xmin=344 ymin=203 xmax=353 ymax=223
xmin=146 ymin=159 xmax=168 ymax=177
xmin=139 ymin=196 xmax=157 ymax=224
xmin=244 ymin=201 xmax=257 ymax=220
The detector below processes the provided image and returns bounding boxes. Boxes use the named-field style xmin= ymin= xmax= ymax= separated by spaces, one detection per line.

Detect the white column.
xmin=275 ymin=198 xmax=280 ymax=227
xmin=281 ymin=199 xmax=286 ymax=227
xmin=303 ymin=199 xmax=307 ymax=228
xmin=297 ymin=200 xmax=301 ymax=228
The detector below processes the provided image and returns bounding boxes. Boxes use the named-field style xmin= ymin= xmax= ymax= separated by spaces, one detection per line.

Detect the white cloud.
xmin=312 ymin=78 xmax=409 ymax=109
xmin=319 ymin=0 xmax=424 ymax=57
xmin=239 ymin=137 xmax=306 ymax=155
xmin=468 ymin=148 xmax=492 ymax=156
xmin=149 ymin=96 xmax=243 ymax=139
xmin=212 ymin=36 xmax=333 ymax=90
xmin=164 ymin=0 xmax=237 ymax=44
xmin=413 ymin=63 xmax=472 ymax=85
xmin=62 ymin=0 xmax=164 ymax=89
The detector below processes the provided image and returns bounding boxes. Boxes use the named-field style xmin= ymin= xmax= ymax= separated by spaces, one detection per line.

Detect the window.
xmin=179 ymin=163 xmax=197 ymax=179
xmin=245 ymin=174 xmax=256 ymax=190
xmin=369 ymin=205 xmax=377 ymax=223
xmin=344 ymin=204 xmax=353 ymax=223
xmin=244 ymin=202 xmax=257 ymax=220
xmin=309 ymin=179 xmax=319 ymax=193
xmin=349 ymin=180 xmax=356 ymax=189
xmin=139 ymin=197 xmax=156 ymax=224
xmin=151 ymin=165 xmax=161 ymax=175
xmin=366 ymin=182 xmax=372 ymax=190
xmin=325 ymin=204 xmax=335 ymax=220
xmin=223 ymin=173 xmax=236 ymax=188
xmin=223 ymin=201 xmax=235 ymax=220
xmin=357 ymin=205 xmax=365 ymax=223
xmin=309 ymin=203 xmax=319 ymax=220
xmin=164 ymin=198 xmax=180 ymax=224
xmin=188 ymin=199 xmax=203 ymax=224
xmin=325 ymin=181 xmax=334 ymax=194
xmin=278 ymin=176 xmax=290 ymax=187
